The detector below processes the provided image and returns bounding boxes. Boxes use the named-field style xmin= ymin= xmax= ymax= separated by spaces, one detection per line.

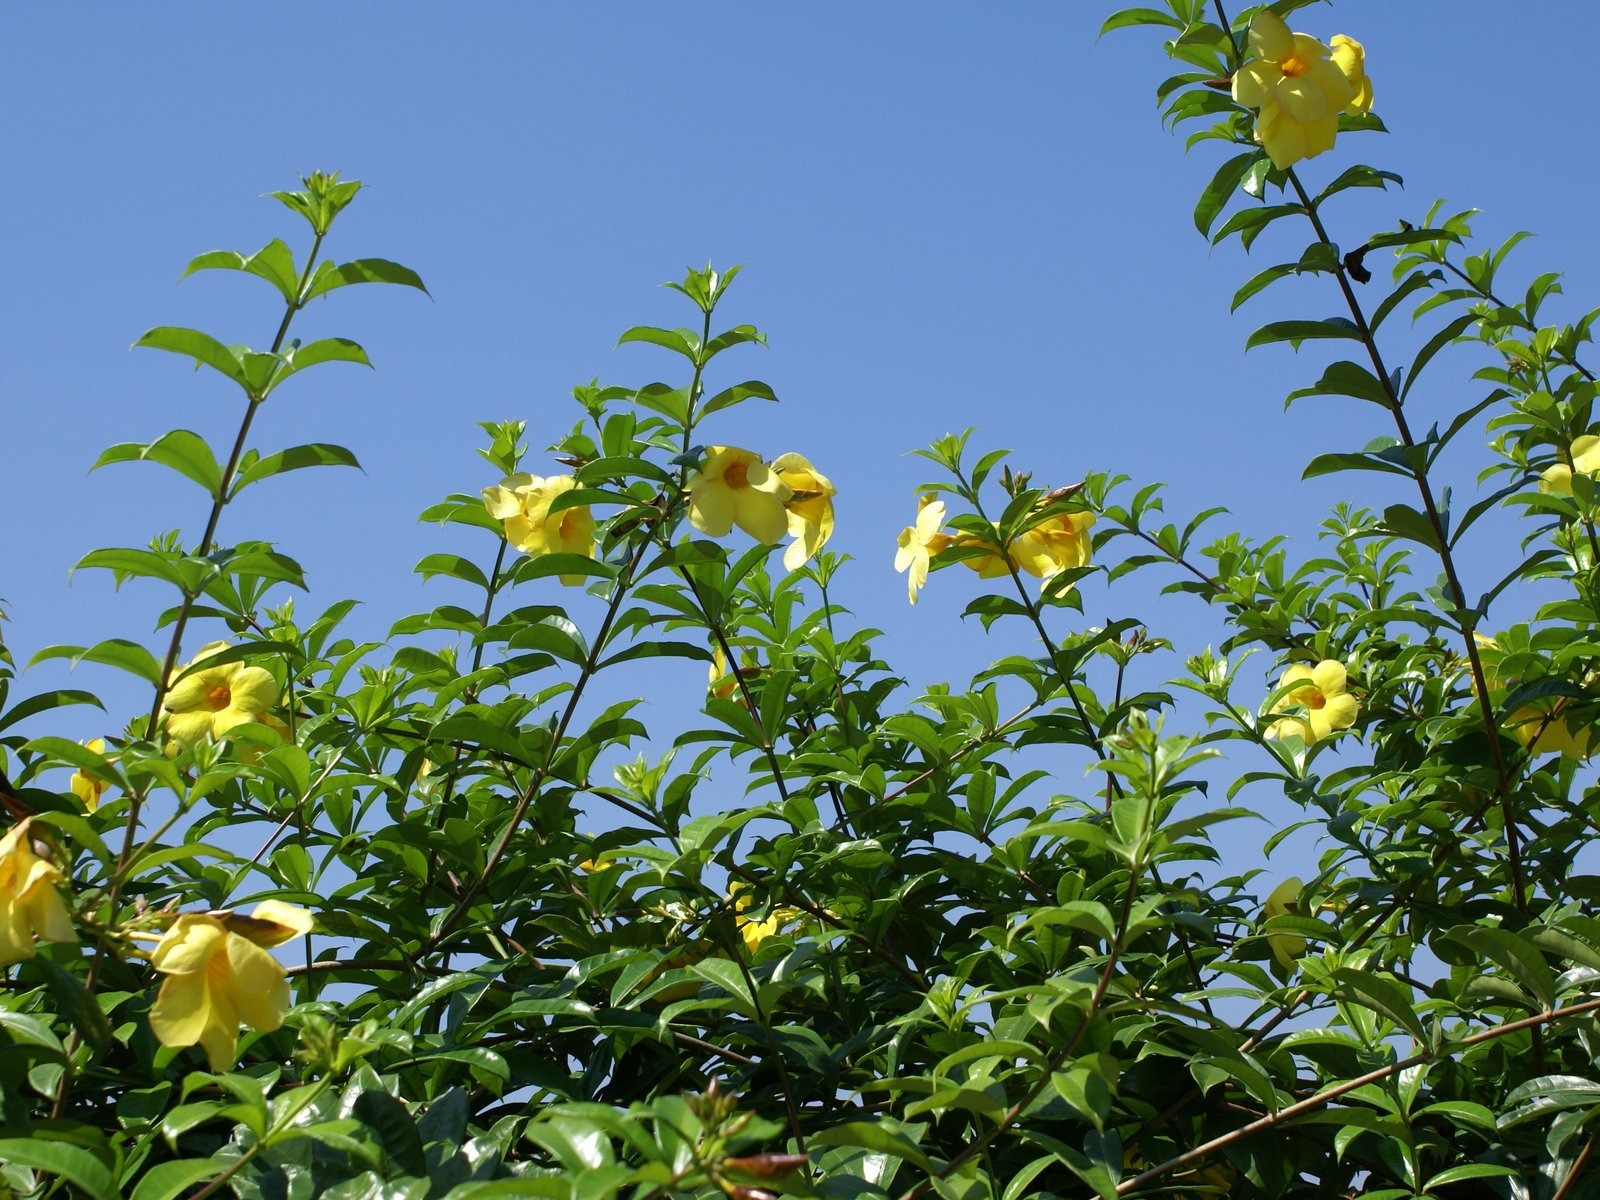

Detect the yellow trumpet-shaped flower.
xmin=1231 ymin=11 xmax=1362 ymax=170
xmin=70 ymin=738 xmax=110 ymax=811
xmin=1477 ymin=634 xmax=1593 ymax=760
xmin=769 ymin=452 xmax=836 ymax=571
xmin=163 ymin=642 xmax=281 ymax=748
xmin=1266 ymin=659 xmax=1360 ymax=744
xmin=0 ymin=818 xmax=77 ymax=965
xmin=729 ymin=883 xmax=798 ymax=955
xmin=148 ymin=900 xmax=314 ymax=1070
xmin=1263 ymin=877 xmax=1307 ymax=970
xmin=1539 ymin=435 xmax=1600 ymax=496
xmin=894 ymin=495 xmax=952 ymax=604
xmin=1330 ymin=35 xmax=1372 ymax=115
xmin=483 ymin=473 xmax=597 ymax=585
xmin=1011 ymin=510 xmax=1096 ymax=581
xmin=686 ymin=447 xmax=793 ymax=545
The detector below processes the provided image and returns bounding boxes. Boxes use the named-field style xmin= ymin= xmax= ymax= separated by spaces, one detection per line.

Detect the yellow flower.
xmin=148 ymin=900 xmax=313 ymax=1070
xmin=1010 ymin=510 xmax=1096 ymax=580
xmin=686 ymin=447 xmax=793 ymax=544
xmin=1231 ymin=11 xmax=1360 ymax=170
xmin=1329 ymin=35 xmax=1372 ymax=114
xmin=163 ymin=642 xmax=280 ymax=748
xmin=1539 ymin=435 xmax=1600 ymax=495
xmin=1263 ymin=877 xmax=1306 ymax=969
xmin=709 ymin=644 xmax=740 ymax=701
xmin=1477 ymin=634 xmax=1593 ymax=761
xmin=0 ymin=818 xmax=77 ymax=965
xmin=894 ymin=495 xmax=952 ymax=604
xmin=70 ymin=739 xmax=109 ymax=811
xmin=769 ymin=452 xmax=836 ymax=571
xmin=483 ymin=473 xmax=597 ymax=585
xmin=730 ymin=883 xmax=798 ymax=955
xmin=1265 ymin=659 xmax=1359 ymax=744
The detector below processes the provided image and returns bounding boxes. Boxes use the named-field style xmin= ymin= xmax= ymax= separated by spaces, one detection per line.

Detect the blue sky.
xmin=6 ymin=5 xmax=1599 ymax=859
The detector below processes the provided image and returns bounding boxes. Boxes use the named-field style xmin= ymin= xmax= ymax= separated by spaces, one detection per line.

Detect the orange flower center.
xmin=723 ymin=460 xmax=750 ymax=490
xmin=558 ymin=509 xmax=583 ymax=539
xmin=1280 ymin=54 xmax=1308 ymax=77
xmin=1306 ymin=690 xmax=1326 ymax=710
xmin=206 ymin=684 xmax=233 ymax=712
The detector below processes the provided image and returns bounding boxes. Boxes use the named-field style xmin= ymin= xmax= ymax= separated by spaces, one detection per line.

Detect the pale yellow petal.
xmin=732 ymin=490 xmax=792 ymax=545
xmin=224 ymin=934 xmax=292 ymax=1032
xmin=1310 ymin=660 xmax=1348 ymax=697
xmin=1232 ymin=60 xmax=1280 ymax=108
xmin=151 ymin=915 xmax=228 ymax=975
xmin=240 ymin=900 xmax=315 ymax=947
xmin=1248 ymin=10 xmax=1294 ymax=61
xmin=148 ymin=971 xmax=215 ymax=1050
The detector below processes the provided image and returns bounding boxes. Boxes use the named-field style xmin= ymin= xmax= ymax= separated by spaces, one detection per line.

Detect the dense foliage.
xmin=4 ymin=3 xmax=1600 ymax=1197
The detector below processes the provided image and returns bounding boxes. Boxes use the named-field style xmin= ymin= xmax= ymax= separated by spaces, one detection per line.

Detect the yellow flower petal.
xmin=1247 ymin=10 xmax=1294 ymax=61
xmin=151 ymin=914 xmax=229 ymax=975
xmin=149 ymin=970 xmax=215 ymax=1051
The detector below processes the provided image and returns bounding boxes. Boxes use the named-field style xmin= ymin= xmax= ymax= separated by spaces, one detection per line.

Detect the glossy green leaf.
xmin=182 ymin=238 xmax=299 ymax=301
xmin=93 ymin=429 xmax=223 ymax=495
xmin=302 ymin=257 xmax=430 ymax=302
xmin=0 ymin=1139 xmax=118 ymax=1200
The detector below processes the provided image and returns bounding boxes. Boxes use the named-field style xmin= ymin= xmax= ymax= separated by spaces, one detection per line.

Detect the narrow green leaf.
xmin=0 ymin=689 xmax=103 ymax=735
xmin=617 ymin=326 xmax=698 ymax=361
xmin=28 ymin=638 xmax=162 ymax=685
xmin=232 ymin=442 xmax=362 ymax=493
xmin=1246 ymin=318 xmax=1361 ymax=351
xmin=1330 ymin=968 xmax=1426 ymax=1043
xmin=182 ymin=238 xmax=299 ymax=302
xmin=1285 ymin=360 xmax=1393 ymax=409
xmin=1099 ymin=7 xmax=1183 ymax=35
xmin=1195 ymin=150 xmax=1259 ymax=237
xmin=0 ymin=1139 xmax=118 ymax=1200
xmin=93 ymin=429 xmax=223 ymax=495
xmin=701 ymin=380 xmax=779 ymax=416
xmin=301 ymin=257 xmax=430 ymax=302
xmin=134 ymin=327 xmax=248 ymax=389
xmin=129 ymin=1159 xmax=225 ymax=1200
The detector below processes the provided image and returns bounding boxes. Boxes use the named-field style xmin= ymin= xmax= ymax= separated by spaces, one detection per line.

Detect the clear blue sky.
xmin=6 ymin=5 xmax=1599 ymax=841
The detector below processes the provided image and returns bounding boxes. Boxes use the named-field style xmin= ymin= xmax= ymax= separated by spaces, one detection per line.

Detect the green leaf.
xmin=182 ymin=238 xmax=298 ymax=301
xmin=1425 ymin=1164 xmax=1518 ymax=1190
xmin=1462 ymin=927 xmax=1557 ymax=1009
xmin=617 ymin=326 xmax=699 ymax=362
xmin=700 ymin=380 xmax=778 ymax=416
xmin=1330 ymin=968 xmax=1426 ymax=1043
xmin=1232 ymin=263 xmax=1295 ymax=312
xmin=129 ymin=1159 xmax=225 ymax=1200
xmin=134 ymin=327 xmax=248 ymax=390
xmin=1301 ymin=451 xmax=1411 ymax=481
xmin=1099 ymin=7 xmax=1183 ymax=35
xmin=0 ymin=1139 xmax=118 ymax=1200
xmin=416 ymin=554 xmax=491 ymax=590
xmin=1377 ymin=503 xmax=1442 ymax=552
xmin=302 ymin=257 xmax=430 ymax=302
xmin=1195 ymin=151 xmax=1259 ymax=237
xmin=28 ymin=638 xmax=162 ymax=685
xmin=353 ymin=1088 xmax=428 ymax=1176
xmin=1315 ymin=165 xmax=1402 ymax=204
xmin=232 ymin=442 xmax=362 ymax=493
xmin=1246 ymin=318 xmax=1361 ymax=351
xmin=0 ymin=689 xmax=103 ymax=734
xmin=810 ymin=1122 xmax=937 ymax=1173
xmin=73 ymin=548 xmax=189 ymax=590
xmin=1400 ymin=313 xmax=1477 ymax=401
xmin=93 ymin=430 xmax=223 ymax=495
xmin=689 ymin=958 xmax=756 ymax=1012
xmin=1285 ymin=361 xmax=1393 ymax=409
